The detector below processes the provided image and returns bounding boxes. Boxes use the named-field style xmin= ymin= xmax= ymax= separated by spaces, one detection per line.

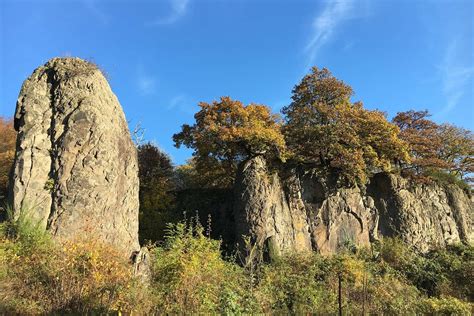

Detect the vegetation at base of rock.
xmin=149 ymin=219 xmax=257 ymax=314
xmin=1 ymin=214 xmax=472 ymax=314
xmin=0 ymin=209 xmax=150 ymax=314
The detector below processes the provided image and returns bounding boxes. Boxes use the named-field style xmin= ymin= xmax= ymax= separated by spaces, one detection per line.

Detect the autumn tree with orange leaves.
xmin=173 ymin=97 xmax=286 ymax=188
xmin=393 ymin=110 xmax=473 ymax=185
xmin=437 ymin=124 xmax=474 ymax=182
xmin=282 ymin=67 xmax=410 ymax=185
xmin=0 ymin=117 xmax=16 ymax=204
xmin=172 ymin=69 xmax=471 ymax=188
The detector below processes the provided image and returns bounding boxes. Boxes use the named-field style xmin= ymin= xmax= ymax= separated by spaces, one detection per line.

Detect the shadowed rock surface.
xmin=232 ymin=156 xmax=473 ymax=257
xmin=10 ymin=57 xmax=139 ymax=256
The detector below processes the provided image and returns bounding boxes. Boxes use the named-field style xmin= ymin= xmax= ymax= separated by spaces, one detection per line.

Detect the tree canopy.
xmin=438 ymin=124 xmax=474 ymax=182
xmin=393 ymin=110 xmax=473 ymax=185
xmin=137 ymin=142 xmax=176 ymax=243
xmin=173 ymin=96 xmax=286 ymax=188
xmin=0 ymin=117 xmax=16 ymax=203
xmin=171 ymin=68 xmax=472 ymax=188
xmin=282 ymin=67 xmax=410 ymax=185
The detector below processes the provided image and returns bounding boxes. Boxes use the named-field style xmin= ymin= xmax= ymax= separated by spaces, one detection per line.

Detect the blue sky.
xmin=1 ymin=0 xmax=473 ymax=165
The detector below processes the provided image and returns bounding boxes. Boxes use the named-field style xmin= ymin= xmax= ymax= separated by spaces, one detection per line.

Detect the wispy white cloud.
xmin=147 ymin=0 xmax=190 ymax=26
xmin=343 ymin=39 xmax=356 ymax=51
xmin=168 ymin=95 xmax=186 ymax=109
xmin=83 ymin=0 xmax=109 ymax=24
xmin=136 ymin=65 xmax=157 ymax=96
xmin=137 ymin=76 xmax=157 ymax=95
xmin=167 ymin=95 xmax=196 ymax=114
xmin=438 ymin=40 xmax=474 ymax=114
xmin=305 ymin=0 xmax=355 ymax=66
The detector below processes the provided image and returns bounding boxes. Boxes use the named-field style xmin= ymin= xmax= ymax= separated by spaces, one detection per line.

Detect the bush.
xmin=1 ymin=206 xmax=52 ymax=256
xmin=379 ymin=238 xmax=474 ymax=301
xmin=419 ymin=297 xmax=472 ymax=315
xmin=426 ymin=169 xmax=471 ymax=192
xmin=255 ymin=251 xmax=422 ymax=315
xmin=423 ymin=244 xmax=474 ymax=301
xmin=256 ymin=253 xmax=336 ymax=314
xmin=0 ymin=212 xmax=150 ymax=315
xmin=0 ymin=214 xmax=471 ymax=314
xmin=149 ymin=218 xmax=258 ymax=314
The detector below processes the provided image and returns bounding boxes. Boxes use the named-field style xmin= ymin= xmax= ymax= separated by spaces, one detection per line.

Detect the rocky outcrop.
xmin=368 ymin=173 xmax=473 ymax=252
xmin=233 ymin=156 xmax=473 ymax=255
xmin=10 ymin=57 xmax=139 ymax=256
xmin=300 ymin=181 xmax=379 ymax=255
xmin=233 ymin=156 xmax=312 ymax=257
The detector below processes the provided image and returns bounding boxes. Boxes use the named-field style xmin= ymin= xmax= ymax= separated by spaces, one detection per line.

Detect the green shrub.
xmin=0 ymin=206 xmax=52 ymax=255
xmin=255 ymin=251 xmax=422 ymax=315
xmin=379 ymin=238 xmax=474 ymax=301
xmin=419 ymin=296 xmax=472 ymax=315
xmin=426 ymin=169 xmax=471 ymax=192
xmin=256 ymin=253 xmax=336 ymax=314
xmin=423 ymin=244 xmax=474 ymax=301
xmin=149 ymin=218 xmax=258 ymax=314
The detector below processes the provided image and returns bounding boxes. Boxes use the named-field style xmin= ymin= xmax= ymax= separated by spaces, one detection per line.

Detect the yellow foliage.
xmin=0 ymin=117 xmax=16 ymax=200
xmin=283 ymin=68 xmax=410 ymax=185
xmin=0 ymin=234 xmax=150 ymax=315
xmin=173 ymin=96 xmax=286 ymax=187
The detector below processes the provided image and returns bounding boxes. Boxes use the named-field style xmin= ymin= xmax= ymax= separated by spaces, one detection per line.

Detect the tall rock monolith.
xmin=10 ymin=57 xmax=139 ymax=256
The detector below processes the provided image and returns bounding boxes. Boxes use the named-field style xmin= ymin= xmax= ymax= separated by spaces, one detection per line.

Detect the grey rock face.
xmin=10 ymin=57 xmax=139 ymax=256
xmin=233 ymin=156 xmax=312 ymax=257
xmin=368 ymin=173 xmax=473 ymax=252
xmin=301 ymin=184 xmax=378 ymax=255
xmin=233 ymin=156 xmax=473 ymax=255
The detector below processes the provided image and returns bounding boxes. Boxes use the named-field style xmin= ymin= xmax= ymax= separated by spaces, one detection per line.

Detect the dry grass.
xmin=0 ymin=230 xmax=151 ymax=314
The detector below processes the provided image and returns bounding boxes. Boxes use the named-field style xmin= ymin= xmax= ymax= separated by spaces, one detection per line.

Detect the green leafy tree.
xmin=137 ymin=142 xmax=176 ymax=243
